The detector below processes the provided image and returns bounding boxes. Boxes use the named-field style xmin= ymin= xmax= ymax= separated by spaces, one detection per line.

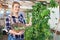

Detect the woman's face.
xmin=13 ymin=4 xmax=20 ymax=13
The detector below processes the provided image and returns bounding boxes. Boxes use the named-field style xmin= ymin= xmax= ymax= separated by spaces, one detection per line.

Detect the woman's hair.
xmin=0 ymin=2 xmax=2 ymax=7
xmin=12 ymin=1 xmax=20 ymax=7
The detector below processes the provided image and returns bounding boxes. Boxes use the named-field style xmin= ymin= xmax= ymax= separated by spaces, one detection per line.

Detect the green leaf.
xmin=41 ymin=9 xmax=50 ymax=17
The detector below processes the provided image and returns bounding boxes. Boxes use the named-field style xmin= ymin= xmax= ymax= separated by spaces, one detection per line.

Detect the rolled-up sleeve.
xmin=23 ymin=18 xmax=26 ymax=24
xmin=18 ymin=14 xmax=26 ymax=24
xmin=5 ymin=16 xmax=11 ymax=32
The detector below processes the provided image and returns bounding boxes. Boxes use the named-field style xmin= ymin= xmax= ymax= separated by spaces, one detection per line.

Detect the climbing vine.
xmin=25 ymin=0 xmax=58 ymax=40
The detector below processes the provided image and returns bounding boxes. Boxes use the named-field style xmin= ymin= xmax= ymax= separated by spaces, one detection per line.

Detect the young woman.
xmin=5 ymin=1 xmax=32 ymax=40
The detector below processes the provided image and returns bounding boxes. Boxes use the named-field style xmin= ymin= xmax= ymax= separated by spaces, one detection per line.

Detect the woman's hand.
xmin=9 ymin=30 xmax=18 ymax=35
xmin=9 ymin=30 xmax=24 ymax=35
xmin=18 ymin=30 xmax=25 ymax=35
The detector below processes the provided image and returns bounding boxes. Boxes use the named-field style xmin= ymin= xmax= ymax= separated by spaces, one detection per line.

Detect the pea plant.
xmin=25 ymin=0 xmax=57 ymax=40
xmin=25 ymin=0 xmax=58 ymax=40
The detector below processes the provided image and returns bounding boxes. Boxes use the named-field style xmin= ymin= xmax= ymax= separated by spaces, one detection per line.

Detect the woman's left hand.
xmin=18 ymin=30 xmax=24 ymax=35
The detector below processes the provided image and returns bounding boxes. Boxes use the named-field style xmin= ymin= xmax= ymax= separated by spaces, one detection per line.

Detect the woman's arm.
xmin=5 ymin=16 xmax=18 ymax=35
xmin=19 ymin=17 xmax=32 ymax=27
xmin=5 ymin=16 xmax=11 ymax=32
xmin=19 ymin=13 xmax=32 ymax=27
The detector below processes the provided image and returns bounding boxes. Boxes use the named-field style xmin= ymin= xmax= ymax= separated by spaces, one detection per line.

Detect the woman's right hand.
xmin=9 ymin=30 xmax=19 ymax=35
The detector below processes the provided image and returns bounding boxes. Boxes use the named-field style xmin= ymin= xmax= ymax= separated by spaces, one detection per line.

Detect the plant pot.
xmin=11 ymin=23 xmax=25 ymax=33
xmin=12 ymin=26 xmax=25 ymax=33
xmin=12 ymin=29 xmax=21 ymax=33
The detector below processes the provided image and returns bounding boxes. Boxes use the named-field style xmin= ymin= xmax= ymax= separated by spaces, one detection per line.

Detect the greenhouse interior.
xmin=0 ymin=0 xmax=60 ymax=40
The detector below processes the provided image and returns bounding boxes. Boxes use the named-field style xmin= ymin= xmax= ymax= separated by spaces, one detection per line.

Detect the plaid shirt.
xmin=5 ymin=14 xmax=26 ymax=31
